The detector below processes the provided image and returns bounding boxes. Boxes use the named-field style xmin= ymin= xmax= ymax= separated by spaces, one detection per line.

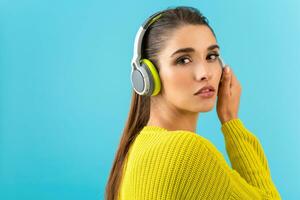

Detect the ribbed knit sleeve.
xmin=118 ymin=119 xmax=281 ymax=200
xmin=221 ymin=118 xmax=281 ymax=199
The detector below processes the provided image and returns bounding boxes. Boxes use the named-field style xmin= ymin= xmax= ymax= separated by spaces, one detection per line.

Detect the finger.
xmin=229 ymin=67 xmax=234 ymax=87
xmin=229 ymin=68 xmax=239 ymax=88
xmin=219 ymin=67 xmax=227 ymax=84
xmin=218 ymin=66 xmax=229 ymax=96
xmin=222 ymin=66 xmax=232 ymax=91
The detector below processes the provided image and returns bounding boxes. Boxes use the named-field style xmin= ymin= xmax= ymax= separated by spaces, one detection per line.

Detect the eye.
xmin=176 ymin=56 xmax=192 ymax=65
xmin=207 ymin=53 xmax=219 ymax=61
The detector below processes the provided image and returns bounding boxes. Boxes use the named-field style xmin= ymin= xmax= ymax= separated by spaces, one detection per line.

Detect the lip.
xmin=194 ymin=84 xmax=216 ymax=96
xmin=195 ymin=90 xmax=215 ymax=98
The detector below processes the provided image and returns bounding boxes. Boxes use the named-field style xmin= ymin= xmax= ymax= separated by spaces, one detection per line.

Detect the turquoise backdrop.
xmin=0 ymin=0 xmax=299 ymax=199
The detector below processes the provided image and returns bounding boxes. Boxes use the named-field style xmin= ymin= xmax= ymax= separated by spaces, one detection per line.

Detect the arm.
xmin=221 ymin=118 xmax=281 ymax=199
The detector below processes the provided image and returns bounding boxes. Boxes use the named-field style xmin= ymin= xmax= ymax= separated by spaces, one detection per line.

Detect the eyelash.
xmin=175 ymin=53 xmax=220 ymax=65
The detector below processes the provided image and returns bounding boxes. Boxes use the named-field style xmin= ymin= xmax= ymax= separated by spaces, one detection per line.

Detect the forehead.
xmin=163 ymin=25 xmax=217 ymax=54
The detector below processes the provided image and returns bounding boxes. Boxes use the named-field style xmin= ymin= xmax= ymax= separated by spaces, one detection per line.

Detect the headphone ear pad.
xmin=141 ymin=59 xmax=161 ymax=96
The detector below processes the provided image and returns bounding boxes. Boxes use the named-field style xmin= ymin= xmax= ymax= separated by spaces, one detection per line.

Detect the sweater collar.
xmin=142 ymin=125 xmax=168 ymax=132
xmin=141 ymin=125 xmax=197 ymax=135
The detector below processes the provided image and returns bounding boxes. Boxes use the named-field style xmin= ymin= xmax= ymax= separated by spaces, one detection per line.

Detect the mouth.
xmin=194 ymin=85 xmax=216 ymax=96
xmin=195 ymin=90 xmax=215 ymax=98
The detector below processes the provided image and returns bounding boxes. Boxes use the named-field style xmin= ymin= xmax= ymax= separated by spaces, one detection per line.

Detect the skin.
xmin=146 ymin=24 xmax=242 ymax=132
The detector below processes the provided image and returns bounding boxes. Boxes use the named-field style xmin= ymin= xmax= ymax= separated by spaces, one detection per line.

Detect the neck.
xmin=146 ymin=97 xmax=199 ymax=133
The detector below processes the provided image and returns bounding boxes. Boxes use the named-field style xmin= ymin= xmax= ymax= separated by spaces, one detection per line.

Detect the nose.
xmin=194 ymin=64 xmax=212 ymax=81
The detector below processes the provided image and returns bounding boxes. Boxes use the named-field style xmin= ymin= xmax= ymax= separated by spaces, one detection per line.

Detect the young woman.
xmin=105 ymin=6 xmax=281 ymax=200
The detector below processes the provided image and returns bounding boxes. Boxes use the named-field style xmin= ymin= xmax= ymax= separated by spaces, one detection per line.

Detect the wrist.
xmin=221 ymin=116 xmax=238 ymax=125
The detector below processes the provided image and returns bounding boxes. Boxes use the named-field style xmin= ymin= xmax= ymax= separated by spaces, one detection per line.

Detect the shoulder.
xmin=126 ymin=130 xmax=233 ymax=199
xmin=159 ymin=130 xmax=228 ymax=165
xmin=133 ymin=129 xmax=229 ymax=172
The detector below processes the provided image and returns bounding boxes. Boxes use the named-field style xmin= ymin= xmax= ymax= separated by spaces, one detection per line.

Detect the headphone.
xmin=130 ymin=10 xmax=226 ymax=97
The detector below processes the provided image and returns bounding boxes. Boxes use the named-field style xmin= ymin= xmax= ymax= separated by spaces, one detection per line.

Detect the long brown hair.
xmin=105 ymin=6 xmax=216 ymax=200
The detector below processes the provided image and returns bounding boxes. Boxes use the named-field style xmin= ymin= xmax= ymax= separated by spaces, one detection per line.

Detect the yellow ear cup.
xmin=141 ymin=58 xmax=161 ymax=96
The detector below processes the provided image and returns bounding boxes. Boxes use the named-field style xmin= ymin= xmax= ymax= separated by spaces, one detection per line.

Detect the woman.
xmin=106 ymin=6 xmax=281 ymax=200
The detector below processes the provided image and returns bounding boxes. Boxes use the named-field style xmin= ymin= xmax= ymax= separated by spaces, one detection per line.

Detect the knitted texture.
xmin=118 ymin=118 xmax=281 ymax=199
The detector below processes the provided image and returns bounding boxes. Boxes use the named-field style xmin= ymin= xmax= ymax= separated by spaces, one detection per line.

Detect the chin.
xmin=195 ymin=103 xmax=215 ymax=113
xmin=202 ymin=107 xmax=214 ymax=112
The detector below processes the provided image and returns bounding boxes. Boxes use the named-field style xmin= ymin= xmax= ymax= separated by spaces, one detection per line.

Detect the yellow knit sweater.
xmin=118 ymin=118 xmax=281 ymax=199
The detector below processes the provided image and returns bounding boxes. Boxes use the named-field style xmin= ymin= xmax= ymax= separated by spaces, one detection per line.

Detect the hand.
xmin=216 ymin=66 xmax=242 ymax=125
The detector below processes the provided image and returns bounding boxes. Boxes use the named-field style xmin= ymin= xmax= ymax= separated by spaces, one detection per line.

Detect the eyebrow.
xmin=170 ymin=44 xmax=220 ymax=58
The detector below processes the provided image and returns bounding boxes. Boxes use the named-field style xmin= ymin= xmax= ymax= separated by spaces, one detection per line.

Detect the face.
xmin=155 ymin=24 xmax=223 ymax=113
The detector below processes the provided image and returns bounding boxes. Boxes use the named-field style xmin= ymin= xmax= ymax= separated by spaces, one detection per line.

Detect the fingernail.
xmin=225 ymin=67 xmax=230 ymax=73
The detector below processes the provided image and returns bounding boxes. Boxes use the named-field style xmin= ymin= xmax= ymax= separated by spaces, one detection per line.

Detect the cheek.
xmin=216 ymin=67 xmax=223 ymax=82
xmin=160 ymin=65 xmax=223 ymax=97
xmin=162 ymin=69 xmax=192 ymax=96
xmin=214 ymin=67 xmax=223 ymax=91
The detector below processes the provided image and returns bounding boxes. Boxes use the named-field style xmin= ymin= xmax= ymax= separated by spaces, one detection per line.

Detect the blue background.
xmin=0 ymin=0 xmax=299 ymax=199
